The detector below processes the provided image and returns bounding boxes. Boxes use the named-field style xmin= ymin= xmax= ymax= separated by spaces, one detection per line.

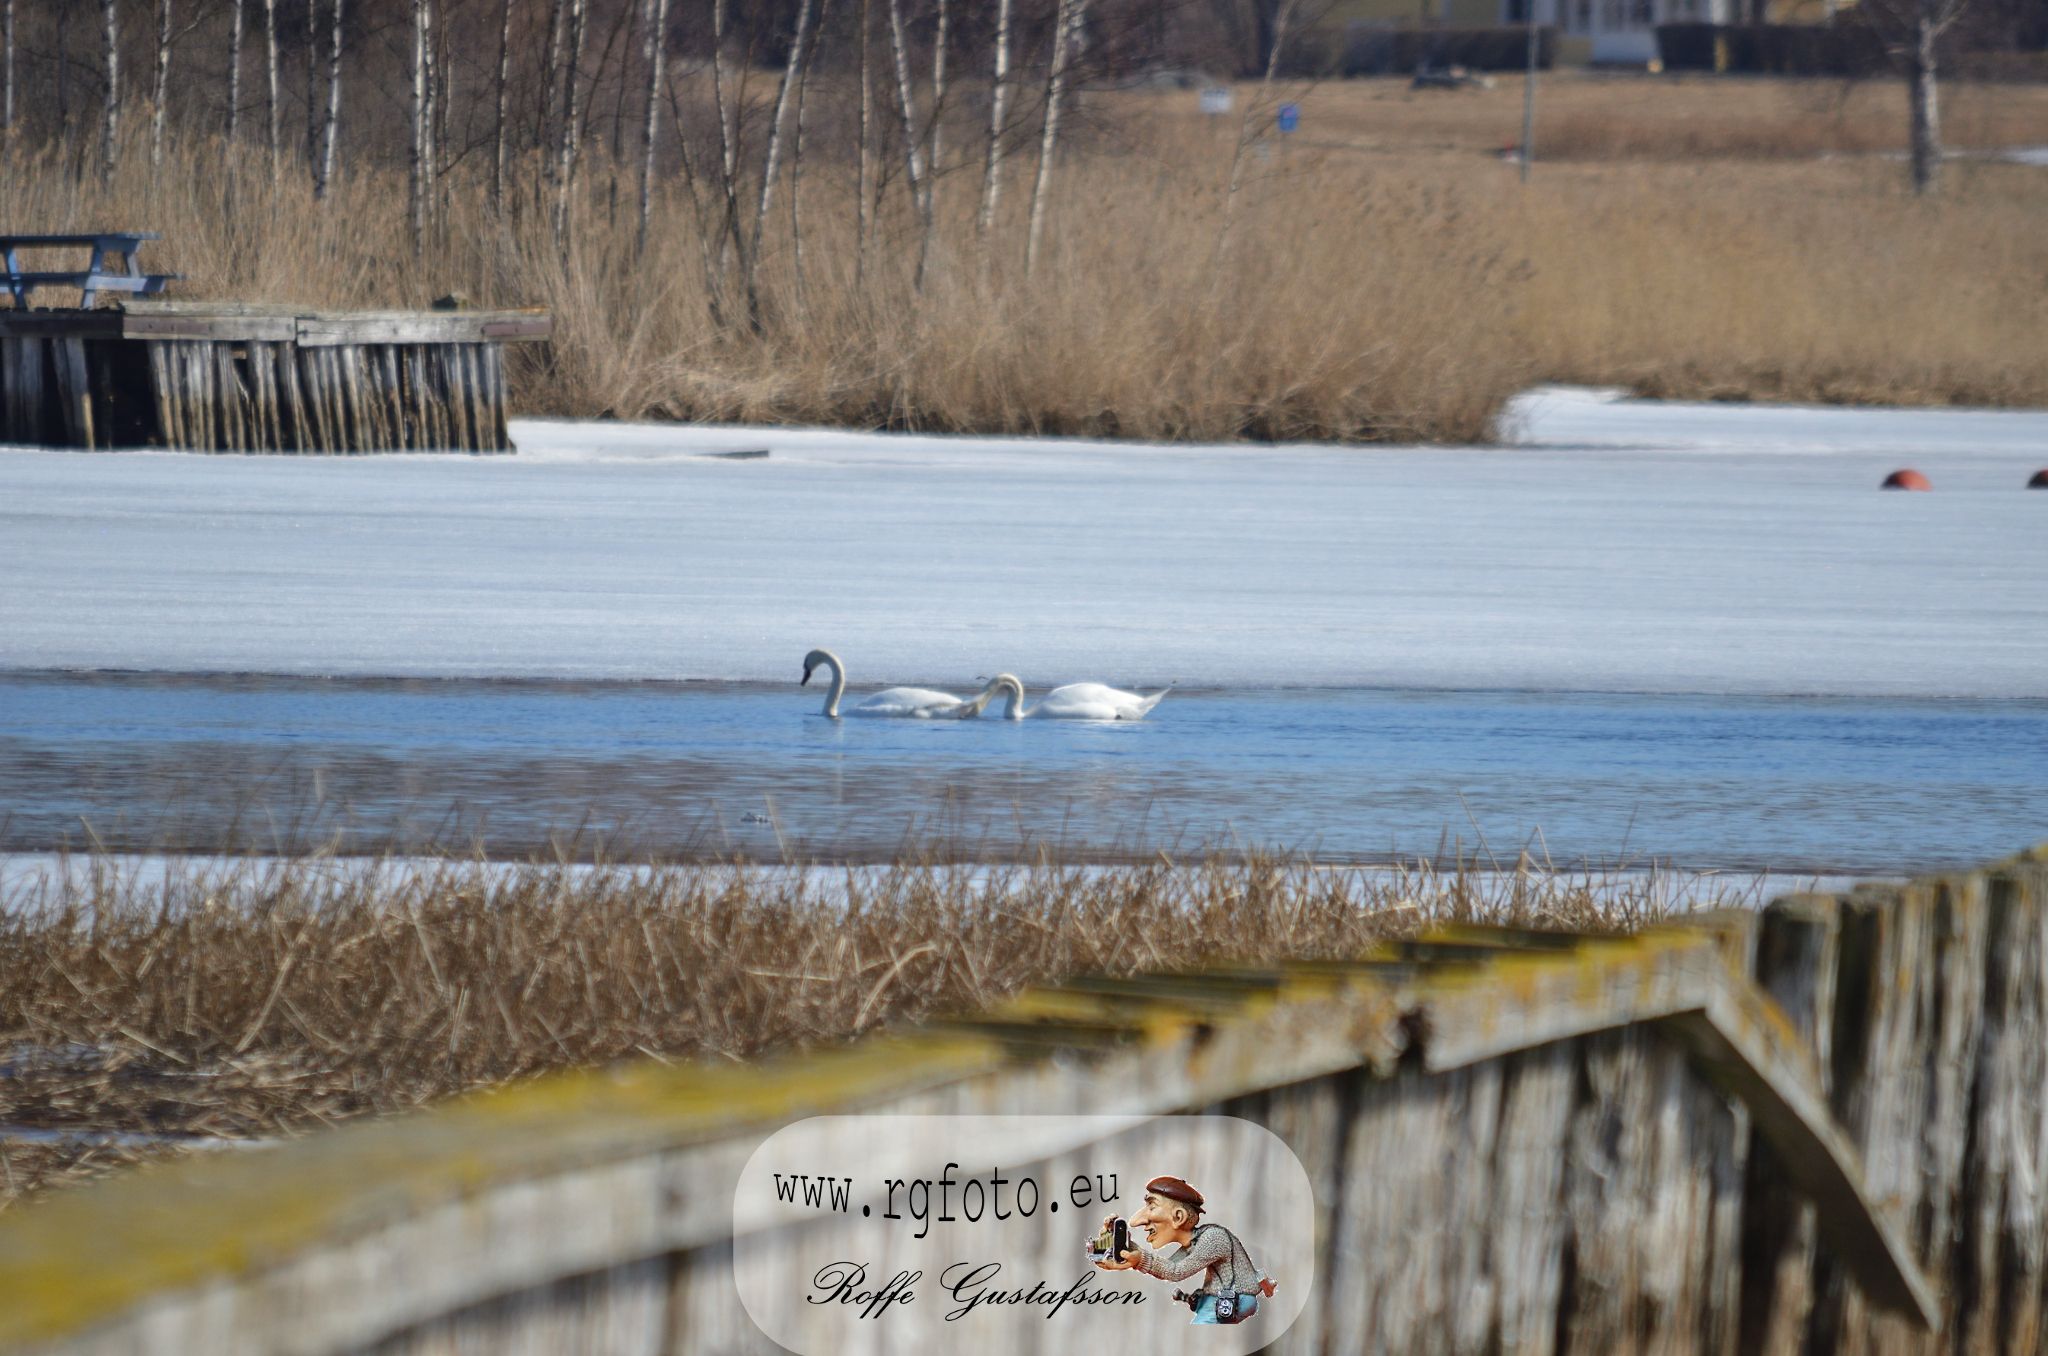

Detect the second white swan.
xmin=982 ymin=675 xmax=1172 ymax=721
xmin=801 ymin=648 xmax=1010 ymax=719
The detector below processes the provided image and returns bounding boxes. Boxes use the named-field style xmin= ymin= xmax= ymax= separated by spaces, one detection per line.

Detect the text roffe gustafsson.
xmin=777 ymin=1164 xmax=1144 ymax=1322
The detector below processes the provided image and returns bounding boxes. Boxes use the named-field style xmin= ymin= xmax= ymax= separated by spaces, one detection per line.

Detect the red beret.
xmin=1145 ymin=1176 xmax=1204 ymax=1210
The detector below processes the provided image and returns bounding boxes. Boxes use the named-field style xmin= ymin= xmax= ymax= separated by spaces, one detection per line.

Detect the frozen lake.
xmin=1 ymin=388 xmax=2045 ymax=696
xmin=1 ymin=390 xmax=2042 ymax=870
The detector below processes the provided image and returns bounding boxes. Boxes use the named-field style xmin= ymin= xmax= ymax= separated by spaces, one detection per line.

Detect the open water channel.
xmin=2 ymin=671 xmax=2041 ymax=873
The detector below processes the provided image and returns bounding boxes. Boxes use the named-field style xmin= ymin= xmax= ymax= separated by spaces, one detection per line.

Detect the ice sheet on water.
xmin=2 ymin=391 xmax=2044 ymax=696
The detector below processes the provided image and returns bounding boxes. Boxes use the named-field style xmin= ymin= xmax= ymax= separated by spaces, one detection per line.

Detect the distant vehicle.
xmin=1411 ymin=65 xmax=1496 ymax=90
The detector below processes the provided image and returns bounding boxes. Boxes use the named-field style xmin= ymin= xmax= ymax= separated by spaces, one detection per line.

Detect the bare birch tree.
xmin=263 ymin=0 xmax=279 ymax=179
xmin=748 ymin=0 xmax=816 ymax=272
xmin=635 ymin=0 xmax=671 ymax=251
xmin=1862 ymin=0 xmax=1973 ymax=193
xmin=304 ymin=0 xmax=317 ymax=166
xmin=492 ymin=0 xmax=512 ymax=209
xmin=1024 ymin=0 xmax=1085 ymax=278
xmin=409 ymin=0 xmax=429 ymax=255
xmin=977 ymin=0 xmax=1012 ymax=239
xmin=225 ymin=0 xmax=243 ymax=145
xmin=101 ymin=0 xmax=119 ymax=186
xmin=789 ymin=0 xmax=832 ymax=308
xmin=315 ymin=0 xmax=343 ymax=198
xmin=2 ymin=0 xmax=12 ymax=144
xmin=552 ymin=0 xmax=589 ymax=241
xmin=928 ymin=0 xmax=948 ymax=186
xmin=884 ymin=0 xmax=934 ymax=288
xmin=856 ymin=0 xmax=874 ymax=282
xmin=150 ymin=3 xmax=172 ymax=170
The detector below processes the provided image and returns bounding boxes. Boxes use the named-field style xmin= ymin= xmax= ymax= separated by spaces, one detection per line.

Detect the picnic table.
xmin=1 ymin=232 xmax=178 ymax=310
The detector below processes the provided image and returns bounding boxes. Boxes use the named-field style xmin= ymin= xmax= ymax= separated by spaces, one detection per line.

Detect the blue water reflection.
xmin=1 ymin=672 xmax=2041 ymax=873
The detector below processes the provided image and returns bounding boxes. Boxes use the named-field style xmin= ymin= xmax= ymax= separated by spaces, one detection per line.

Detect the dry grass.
xmin=1166 ymin=74 xmax=2048 ymax=161
xmin=2 ymin=74 xmax=2045 ymax=440
xmin=0 ymin=849 xmax=1732 ymax=1208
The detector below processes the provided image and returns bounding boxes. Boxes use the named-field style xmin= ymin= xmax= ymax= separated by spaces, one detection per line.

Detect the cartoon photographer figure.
xmin=1093 ymin=1175 xmax=1277 ymax=1325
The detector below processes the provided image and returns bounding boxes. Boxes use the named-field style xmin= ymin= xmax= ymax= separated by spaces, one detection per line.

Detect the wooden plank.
xmin=0 ymin=232 xmax=159 ymax=247
xmin=215 ymin=344 xmax=248 ymax=452
xmin=247 ymin=342 xmax=283 ymax=452
xmin=145 ymin=341 xmax=179 ymax=449
xmin=50 ymin=338 xmax=95 ymax=448
xmin=479 ymin=316 xmax=555 ymax=341
xmin=274 ymin=342 xmax=308 ymax=453
xmin=373 ymin=345 xmax=406 ymax=451
xmin=296 ymin=310 xmax=552 ymax=348
xmin=186 ymin=341 xmax=216 ymax=451
xmin=0 ymin=338 xmax=43 ymax=443
xmin=486 ymin=344 xmax=511 ymax=450
xmin=121 ymin=313 xmax=297 ymax=342
xmin=0 ymin=311 xmax=124 ymax=340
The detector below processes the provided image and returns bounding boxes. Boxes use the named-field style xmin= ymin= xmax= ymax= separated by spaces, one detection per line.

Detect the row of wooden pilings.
xmin=0 ymin=847 xmax=2042 ymax=1354
xmin=0 ymin=303 xmax=549 ymax=453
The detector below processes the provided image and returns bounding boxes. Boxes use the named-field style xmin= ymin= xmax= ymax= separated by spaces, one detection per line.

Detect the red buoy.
xmin=1882 ymin=469 xmax=1932 ymax=491
xmin=2029 ymin=469 xmax=2048 ymax=489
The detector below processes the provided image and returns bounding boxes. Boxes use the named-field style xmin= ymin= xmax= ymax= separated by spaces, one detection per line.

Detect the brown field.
xmin=3 ymin=73 xmax=2045 ymax=442
xmin=0 ymin=851 xmax=1721 ymax=1208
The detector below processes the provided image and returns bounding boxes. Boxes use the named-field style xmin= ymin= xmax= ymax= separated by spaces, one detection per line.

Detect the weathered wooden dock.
xmin=1 ymin=847 xmax=2043 ymax=1355
xmin=0 ymin=302 xmax=551 ymax=454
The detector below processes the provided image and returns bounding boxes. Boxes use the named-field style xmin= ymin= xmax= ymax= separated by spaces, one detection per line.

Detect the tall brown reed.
xmin=0 ymin=850 xmax=1737 ymax=1206
xmin=2 ymin=77 xmax=2045 ymax=443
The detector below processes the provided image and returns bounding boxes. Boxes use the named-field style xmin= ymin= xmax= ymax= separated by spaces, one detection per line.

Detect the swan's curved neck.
xmin=814 ymin=650 xmax=847 ymax=718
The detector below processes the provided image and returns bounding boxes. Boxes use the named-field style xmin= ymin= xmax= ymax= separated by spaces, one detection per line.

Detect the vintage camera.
xmin=1087 ymin=1217 xmax=1130 ymax=1261
xmin=1215 ymin=1294 xmax=1237 ymax=1321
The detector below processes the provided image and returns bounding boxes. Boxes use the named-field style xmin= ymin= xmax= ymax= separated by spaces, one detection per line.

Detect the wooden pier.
xmin=3 ymin=847 xmax=2045 ymax=1355
xmin=0 ymin=301 xmax=551 ymax=454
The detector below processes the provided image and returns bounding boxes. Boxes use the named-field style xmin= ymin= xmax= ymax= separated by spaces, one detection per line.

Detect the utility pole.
xmin=1521 ymin=0 xmax=1539 ymax=183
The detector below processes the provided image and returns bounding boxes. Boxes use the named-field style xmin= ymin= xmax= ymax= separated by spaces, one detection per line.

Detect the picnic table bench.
xmin=1 ymin=232 xmax=179 ymax=310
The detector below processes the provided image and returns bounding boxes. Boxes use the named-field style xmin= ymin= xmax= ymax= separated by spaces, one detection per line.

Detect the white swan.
xmin=801 ymin=649 xmax=1009 ymax=720
xmin=982 ymin=675 xmax=1172 ymax=721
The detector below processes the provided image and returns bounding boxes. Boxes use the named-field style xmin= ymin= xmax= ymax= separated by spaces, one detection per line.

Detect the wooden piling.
xmin=0 ymin=302 xmax=548 ymax=453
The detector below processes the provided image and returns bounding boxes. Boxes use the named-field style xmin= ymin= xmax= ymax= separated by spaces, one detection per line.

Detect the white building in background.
xmin=1499 ymin=0 xmax=1740 ymax=65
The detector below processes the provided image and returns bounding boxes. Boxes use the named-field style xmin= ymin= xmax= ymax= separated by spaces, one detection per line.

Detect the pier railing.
xmin=0 ymin=847 xmax=2043 ymax=1354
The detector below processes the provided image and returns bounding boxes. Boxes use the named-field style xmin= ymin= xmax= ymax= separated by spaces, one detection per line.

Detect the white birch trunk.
xmin=101 ymin=0 xmax=119 ymax=187
xmin=790 ymin=0 xmax=831 ymax=308
xmin=707 ymin=0 xmax=757 ymax=323
xmin=749 ymin=0 xmax=815 ymax=269
xmin=635 ymin=0 xmax=671 ymax=251
xmin=425 ymin=0 xmax=442 ymax=230
xmin=263 ymin=0 xmax=279 ymax=179
xmin=857 ymin=0 xmax=873 ymax=281
xmin=929 ymin=0 xmax=948 ymax=175
xmin=1024 ymin=0 xmax=1082 ymax=278
xmin=226 ymin=0 xmax=243 ymax=145
xmin=152 ymin=0 xmax=172 ymax=168
xmin=883 ymin=0 xmax=939 ymax=289
xmin=492 ymin=0 xmax=512 ymax=209
xmin=410 ymin=0 xmax=427 ymax=256
xmin=304 ymin=0 xmax=317 ymax=167
xmin=315 ymin=0 xmax=342 ymax=198
xmin=2 ymin=0 xmax=13 ymax=141
xmin=977 ymin=0 xmax=1011 ymax=239
xmin=884 ymin=0 xmax=929 ymax=216
xmin=552 ymin=0 xmax=589 ymax=241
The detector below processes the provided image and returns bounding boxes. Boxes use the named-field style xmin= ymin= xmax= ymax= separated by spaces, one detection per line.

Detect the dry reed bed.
xmin=0 ymin=851 xmax=1716 ymax=1208
xmin=2 ymin=74 xmax=2044 ymax=441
